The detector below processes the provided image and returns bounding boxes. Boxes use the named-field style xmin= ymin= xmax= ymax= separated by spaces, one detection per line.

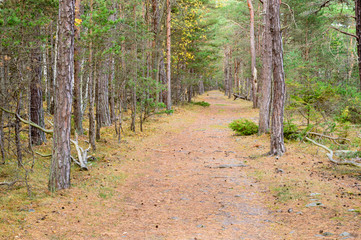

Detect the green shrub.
xmin=284 ymin=120 xmax=299 ymax=140
xmin=191 ymin=101 xmax=210 ymax=107
xmin=229 ymin=119 xmax=258 ymax=136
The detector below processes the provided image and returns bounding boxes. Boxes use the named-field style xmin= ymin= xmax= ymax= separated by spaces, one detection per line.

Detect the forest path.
xmin=112 ymin=91 xmax=279 ymax=239
xmin=20 ymin=91 xmax=283 ymax=240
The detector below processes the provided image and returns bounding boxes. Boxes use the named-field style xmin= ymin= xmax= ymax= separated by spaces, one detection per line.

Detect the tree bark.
xmin=96 ymin=62 xmax=111 ymax=129
xmin=166 ymin=0 xmax=172 ymax=111
xmin=88 ymin=49 xmax=96 ymax=151
xmin=224 ymin=47 xmax=229 ymax=96
xmin=15 ymin=94 xmax=22 ymax=167
xmin=73 ymin=0 xmax=83 ymax=135
xmin=109 ymin=58 xmax=115 ymax=124
xmin=259 ymin=0 xmax=272 ymax=134
xmin=356 ymin=0 xmax=361 ymax=91
xmin=269 ymin=0 xmax=286 ymax=156
xmin=49 ymin=0 xmax=75 ymax=191
xmin=131 ymin=4 xmax=137 ymax=132
xmin=228 ymin=47 xmax=233 ymax=99
xmin=29 ymin=49 xmax=45 ymax=146
xmin=247 ymin=0 xmax=258 ymax=108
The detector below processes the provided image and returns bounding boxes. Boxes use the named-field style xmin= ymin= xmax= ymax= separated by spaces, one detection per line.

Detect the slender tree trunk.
xmin=131 ymin=4 xmax=137 ymax=132
xmin=97 ymin=66 xmax=111 ymax=128
xmin=0 ymin=109 xmax=4 ymax=164
xmin=109 ymin=58 xmax=115 ymax=124
xmin=30 ymin=49 xmax=45 ymax=145
xmin=349 ymin=37 xmax=355 ymax=80
xmin=73 ymin=0 xmax=83 ymax=135
xmin=356 ymin=0 xmax=361 ymax=91
xmin=88 ymin=48 xmax=96 ymax=151
xmin=228 ymin=47 xmax=233 ymax=99
xmin=49 ymin=0 xmax=75 ymax=191
xmin=0 ymin=52 xmax=5 ymax=163
xmin=224 ymin=47 xmax=229 ymax=96
xmin=15 ymin=94 xmax=23 ymax=167
xmin=166 ymin=0 xmax=172 ymax=111
xmin=247 ymin=0 xmax=258 ymax=108
xmin=269 ymin=0 xmax=286 ymax=156
xmin=259 ymin=0 xmax=272 ymax=134
xmin=49 ymin=23 xmax=59 ymax=115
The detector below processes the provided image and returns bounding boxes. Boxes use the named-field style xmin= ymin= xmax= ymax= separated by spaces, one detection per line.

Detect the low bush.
xmin=191 ymin=101 xmax=210 ymax=107
xmin=229 ymin=119 xmax=258 ymax=136
xmin=284 ymin=120 xmax=299 ymax=140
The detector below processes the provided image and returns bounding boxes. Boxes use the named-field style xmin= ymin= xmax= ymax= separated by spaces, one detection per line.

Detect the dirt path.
xmin=15 ymin=91 xmax=283 ymax=240
xmin=113 ymin=91 xmax=278 ymax=239
xmin=16 ymin=90 xmax=361 ymax=240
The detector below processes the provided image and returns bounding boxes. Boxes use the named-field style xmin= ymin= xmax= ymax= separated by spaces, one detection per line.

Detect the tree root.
xmin=305 ymin=137 xmax=361 ymax=168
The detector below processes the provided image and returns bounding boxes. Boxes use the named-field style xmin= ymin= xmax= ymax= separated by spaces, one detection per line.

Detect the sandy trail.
xmin=113 ymin=91 xmax=277 ymax=239
xmin=19 ymin=91 xmax=281 ymax=240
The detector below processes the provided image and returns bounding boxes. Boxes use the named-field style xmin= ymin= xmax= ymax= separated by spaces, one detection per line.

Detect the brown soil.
xmin=3 ymin=91 xmax=361 ymax=239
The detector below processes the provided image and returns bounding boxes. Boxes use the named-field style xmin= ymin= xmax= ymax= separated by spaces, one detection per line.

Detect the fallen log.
xmin=233 ymin=94 xmax=249 ymax=101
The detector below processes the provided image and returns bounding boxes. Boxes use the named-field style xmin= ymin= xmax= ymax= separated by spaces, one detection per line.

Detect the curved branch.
xmin=330 ymin=26 xmax=358 ymax=39
xmin=305 ymin=137 xmax=361 ymax=168
xmin=0 ymin=107 xmax=53 ymax=134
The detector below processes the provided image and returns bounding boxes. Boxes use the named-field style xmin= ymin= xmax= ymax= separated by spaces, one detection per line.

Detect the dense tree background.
xmin=1 ymin=0 xmax=361 ymax=191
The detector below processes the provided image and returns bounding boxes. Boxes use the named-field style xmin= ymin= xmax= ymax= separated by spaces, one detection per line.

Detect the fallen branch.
xmin=305 ymin=137 xmax=361 ymax=168
xmin=35 ymin=152 xmax=52 ymax=158
xmin=70 ymin=133 xmax=90 ymax=170
xmin=0 ymin=181 xmax=19 ymax=187
xmin=307 ymin=132 xmax=351 ymax=143
xmin=233 ymin=94 xmax=249 ymax=101
xmin=1 ymin=107 xmax=90 ymax=169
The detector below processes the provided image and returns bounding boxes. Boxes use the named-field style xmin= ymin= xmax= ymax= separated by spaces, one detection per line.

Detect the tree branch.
xmin=330 ymin=26 xmax=358 ymax=39
xmin=0 ymin=181 xmax=19 ymax=187
xmin=0 ymin=107 xmax=53 ymax=134
xmin=305 ymin=137 xmax=361 ymax=168
xmin=313 ymin=0 xmax=333 ymax=14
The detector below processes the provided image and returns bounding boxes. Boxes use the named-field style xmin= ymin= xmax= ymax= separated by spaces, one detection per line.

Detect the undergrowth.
xmin=229 ymin=119 xmax=258 ymax=136
xmin=191 ymin=101 xmax=210 ymax=107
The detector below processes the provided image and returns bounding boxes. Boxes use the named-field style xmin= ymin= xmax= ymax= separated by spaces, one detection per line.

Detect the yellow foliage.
xmin=75 ymin=18 xmax=82 ymax=27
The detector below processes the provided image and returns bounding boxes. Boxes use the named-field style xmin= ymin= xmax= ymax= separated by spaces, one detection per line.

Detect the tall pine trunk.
xmin=166 ymin=0 xmax=172 ymax=111
xmin=356 ymin=0 xmax=361 ymax=91
xmin=49 ymin=0 xmax=75 ymax=191
xmin=30 ymin=50 xmax=45 ymax=145
xmin=247 ymin=0 xmax=257 ymax=108
xmin=269 ymin=0 xmax=286 ymax=156
xmin=73 ymin=0 xmax=83 ymax=135
xmin=259 ymin=0 xmax=272 ymax=134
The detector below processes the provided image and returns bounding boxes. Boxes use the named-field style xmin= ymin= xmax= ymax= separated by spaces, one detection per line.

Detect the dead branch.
xmin=313 ymin=0 xmax=333 ymax=14
xmin=0 ymin=181 xmax=19 ymax=187
xmin=1 ymin=107 xmax=90 ymax=169
xmin=307 ymin=132 xmax=351 ymax=142
xmin=35 ymin=152 xmax=52 ymax=158
xmin=330 ymin=26 xmax=358 ymax=39
xmin=281 ymin=2 xmax=298 ymax=28
xmin=305 ymin=137 xmax=361 ymax=168
xmin=233 ymin=94 xmax=249 ymax=101
xmin=70 ymin=133 xmax=90 ymax=170
xmin=0 ymin=107 xmax=53 ymax=134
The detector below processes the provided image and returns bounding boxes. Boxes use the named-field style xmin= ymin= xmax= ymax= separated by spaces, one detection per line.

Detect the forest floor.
xmin=1 ymin=91 xmax=361 ymax=240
